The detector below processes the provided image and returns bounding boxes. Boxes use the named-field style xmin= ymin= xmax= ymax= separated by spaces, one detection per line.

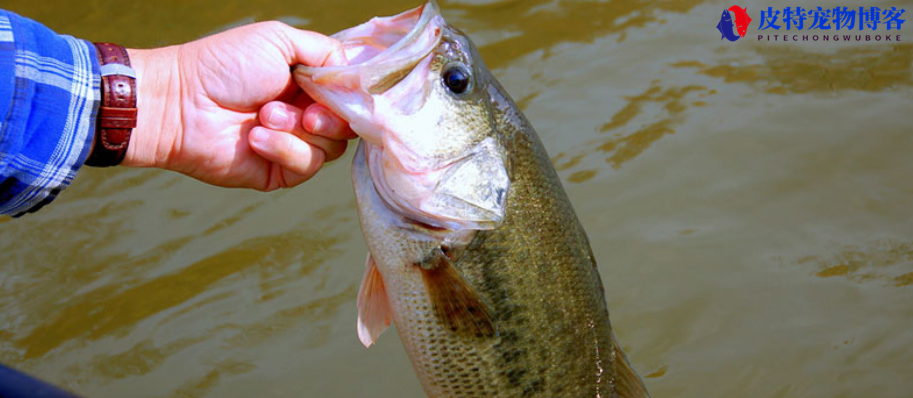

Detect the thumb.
xmin=276 ymin=23 xmax=348 ymax=67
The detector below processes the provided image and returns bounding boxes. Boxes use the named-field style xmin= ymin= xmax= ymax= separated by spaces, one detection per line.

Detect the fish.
xmin=728 ymin=6 xmax=752 ymax=38
xmin=294 ymin=2 xmax=650 ymax=397
xmin=716 ymin=10 xmax=741 ymax=42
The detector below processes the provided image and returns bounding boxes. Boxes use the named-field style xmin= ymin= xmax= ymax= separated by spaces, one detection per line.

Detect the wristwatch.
xmin=86 ymin=42 xmax=137 ymax=167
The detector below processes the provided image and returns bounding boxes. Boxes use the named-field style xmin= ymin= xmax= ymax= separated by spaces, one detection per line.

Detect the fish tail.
xmin=613 ymin=337 xmax=650 ymax=398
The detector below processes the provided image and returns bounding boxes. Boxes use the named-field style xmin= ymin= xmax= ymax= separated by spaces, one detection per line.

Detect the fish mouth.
xmin=295 ymin=1 xmax=444 ymax=96
xmin=299 ymin=1 xmax=510 ymax=232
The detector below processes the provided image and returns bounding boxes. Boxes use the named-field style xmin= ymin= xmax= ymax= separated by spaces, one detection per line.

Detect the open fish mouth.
xmin=295 ymin=2 xmax=444 ymax=129
xmin=293 ymin=1 xmax=446 ymax=147
xmin=294 ymin=1 xmax=509 ymax=231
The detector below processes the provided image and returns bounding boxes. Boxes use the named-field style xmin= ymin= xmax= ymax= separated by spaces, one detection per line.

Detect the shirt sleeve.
xmin=0 ymin=9 xmax=100 ymax=217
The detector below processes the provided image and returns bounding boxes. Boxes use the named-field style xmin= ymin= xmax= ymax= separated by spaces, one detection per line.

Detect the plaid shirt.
xmin=0 ymin=9 xmax=100 ymax=217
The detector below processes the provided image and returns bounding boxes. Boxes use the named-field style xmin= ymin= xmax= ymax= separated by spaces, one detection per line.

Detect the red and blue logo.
xmin=716 ymin=5 xmax=753 ymax=41
xmin=717 ymin=6 xmax=905 ymax=43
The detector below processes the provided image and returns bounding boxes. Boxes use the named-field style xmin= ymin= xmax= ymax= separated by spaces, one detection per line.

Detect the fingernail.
xmin=312 ymin=110 xmax=328 ymax=133
xmin=267 ymin=107 xmax=288 ymax=128
xmin=250 ymin=129 xmax=268 ymax=145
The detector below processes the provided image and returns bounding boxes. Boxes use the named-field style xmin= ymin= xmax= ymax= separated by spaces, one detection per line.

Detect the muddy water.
xmin=2 ymin=0 xmax=912 ymax=397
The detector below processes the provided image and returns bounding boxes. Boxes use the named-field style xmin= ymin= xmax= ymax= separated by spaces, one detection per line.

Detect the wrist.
xmin=123 ymin=46 xmax=183 ymax=169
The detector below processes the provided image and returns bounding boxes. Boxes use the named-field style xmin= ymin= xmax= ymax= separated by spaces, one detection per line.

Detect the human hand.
xmin=124 ymin=21 xmax=355 ymax=190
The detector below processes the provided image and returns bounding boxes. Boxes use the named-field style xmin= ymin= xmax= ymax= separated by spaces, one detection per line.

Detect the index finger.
xmin=276 ymin=24 xmax=348 ymax=67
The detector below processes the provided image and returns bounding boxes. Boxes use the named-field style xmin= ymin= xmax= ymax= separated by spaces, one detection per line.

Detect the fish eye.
xmin=442 ymin=64 xmax=471 ymax=95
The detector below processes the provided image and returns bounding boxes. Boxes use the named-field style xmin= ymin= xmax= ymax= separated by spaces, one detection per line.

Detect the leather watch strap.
xmin=86 ymin=42 xmax=137 ymax=167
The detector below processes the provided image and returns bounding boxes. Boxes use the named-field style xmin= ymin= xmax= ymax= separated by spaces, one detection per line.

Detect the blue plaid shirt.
xmin=0 ymin=9 xmax=100 ymax=217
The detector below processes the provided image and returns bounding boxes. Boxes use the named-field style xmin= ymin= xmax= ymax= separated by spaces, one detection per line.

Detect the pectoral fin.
xmin=419 ymin=247 xmax=495 ymax=338
xmin=357 ymin=254 xmax=392 ymax=348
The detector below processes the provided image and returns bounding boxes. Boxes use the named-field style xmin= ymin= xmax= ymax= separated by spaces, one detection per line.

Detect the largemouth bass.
xmin=294 ymin=2 xmax=649 ymax=397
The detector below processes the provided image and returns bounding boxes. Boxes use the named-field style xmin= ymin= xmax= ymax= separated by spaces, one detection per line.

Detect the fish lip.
xmin=292 ymin=1 xmax=445 ymax=147
xmin=294 ymin=1 xmax=444 ymax=82
xmin=381 ymin=1 xmax=442 ymax=62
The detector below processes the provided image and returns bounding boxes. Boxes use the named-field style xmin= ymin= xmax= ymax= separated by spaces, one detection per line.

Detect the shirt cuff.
xmin=0 ymin=10 xmax=101 ymax=217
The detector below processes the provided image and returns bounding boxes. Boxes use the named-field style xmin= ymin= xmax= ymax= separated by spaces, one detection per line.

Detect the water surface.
xmin=2 ymin=0 xmax=912 ymax=397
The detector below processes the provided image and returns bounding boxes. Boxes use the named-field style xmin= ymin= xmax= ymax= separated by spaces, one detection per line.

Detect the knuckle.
xmin=278 ymin=137 xmax=297 ymax=159
xmin=260 ymin=20 xmax=288 ymax=32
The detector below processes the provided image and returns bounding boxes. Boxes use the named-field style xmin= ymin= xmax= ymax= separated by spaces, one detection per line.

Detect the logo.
xmin=714 ymin=6 xmax=906 ymax=42
xmin=717 ymin=5 xmax=752 ymax=41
